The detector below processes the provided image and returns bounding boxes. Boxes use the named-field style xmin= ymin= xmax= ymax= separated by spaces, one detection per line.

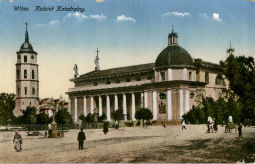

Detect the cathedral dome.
xmin=155 ymin=45 xmax=194 ymax=68
xmin=155 ymin=27 xmax=193 ymax=69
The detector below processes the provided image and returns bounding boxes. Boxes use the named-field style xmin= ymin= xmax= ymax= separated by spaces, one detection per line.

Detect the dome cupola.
xmin=155 ymin=26 xmax=194 ymax=69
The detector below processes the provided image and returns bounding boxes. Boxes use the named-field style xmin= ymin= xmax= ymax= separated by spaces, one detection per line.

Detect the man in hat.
xmin=77 ymin=128 xmax=86 ymax=150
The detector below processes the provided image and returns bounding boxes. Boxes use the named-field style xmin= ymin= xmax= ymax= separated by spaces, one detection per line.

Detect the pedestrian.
xmin=181 ymin=119 xmax=186 ymax=130
xmin=48 ymin=123 xmax=52 ymax=138
xmin=238 ymin=124 xmax=242 ymax=138
xmin=13 ymin=130 xmax=22 ymax=152
xmin=77 ymin=128 xmax=86 ymax=150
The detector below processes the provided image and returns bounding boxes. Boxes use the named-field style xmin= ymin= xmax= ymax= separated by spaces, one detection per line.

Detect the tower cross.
xmin=25 ymin=22 xmax=28 ymax=30
xmin=96 ymin=48 xmax=100 ymax=57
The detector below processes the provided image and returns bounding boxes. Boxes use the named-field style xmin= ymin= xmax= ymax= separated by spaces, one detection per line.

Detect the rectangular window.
xmin=24 ymin=87 xmax=27 ymax=95
xmin=189 ymin=72 xmax=192 ymax=80
xmin=24 ymin=56 xmax=27 ymax=63
xmin=16 ymin=70 xmax=20 ymax=79
xmin=160 ymin=71 xmax=165 ymax=81
xmin=18 ymin=87 xmax=20 ymax=95
xmin=32 ymin=70 xmax=34 ymax=79
xmin=24 ymin=70 xmax=27 ymax=79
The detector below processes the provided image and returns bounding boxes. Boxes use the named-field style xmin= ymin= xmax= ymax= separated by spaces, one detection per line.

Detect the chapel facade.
xmin=67 ymin=28 xmax=228 ymax=123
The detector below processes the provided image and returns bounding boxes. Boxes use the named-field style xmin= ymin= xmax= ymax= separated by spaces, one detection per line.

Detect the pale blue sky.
xmin=0 ymin=0 xmax=254 ymax=99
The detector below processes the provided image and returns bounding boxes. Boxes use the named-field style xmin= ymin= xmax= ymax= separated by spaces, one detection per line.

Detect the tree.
xmin=0 ymin=93 xmax=16 ymax=126
xmin=135 ymin=108 xmax=153 ymax=126
xmin=55 ymin=109 xmax=73 ymax=130
xmin=221 ymin=55 xmax=255 ymax=122
xmin=20 ymin=106 xmax=37 ymax=131
xmin=36 ymin=113 xmax=50 ymax=125
xmin=111 ymin=109 xmax=124 ymax=122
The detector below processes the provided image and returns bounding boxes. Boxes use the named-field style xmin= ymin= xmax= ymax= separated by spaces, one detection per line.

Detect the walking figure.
xmin=13 ymin=130 xmax=22 ymax=152
xmin=77 ymin=128 xmax=86 ymax=150
xmin=48 ymin=123 xmax=52 ymax=138
xmin=181 ymin=120 xmax=186 ymax=130
xmin=238 ymin=124 xmax=242 ymax=138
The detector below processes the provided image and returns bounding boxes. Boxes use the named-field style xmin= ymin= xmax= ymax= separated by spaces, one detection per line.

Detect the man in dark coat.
xmin=77 ymin=128 xmax=86 ymax=150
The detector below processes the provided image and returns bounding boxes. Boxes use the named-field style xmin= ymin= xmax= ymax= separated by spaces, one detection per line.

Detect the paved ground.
xmin=0 ymin=125 xmax=254 ymax=163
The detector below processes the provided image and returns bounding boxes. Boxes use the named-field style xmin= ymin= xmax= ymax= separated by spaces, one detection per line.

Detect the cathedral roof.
xmin=155 ymin=45 xmax=194 ymax=69
xmin=79 ymin=63 xmax=154 ymax=79
xmin=17 ymin=24 xmax=37 ymax=54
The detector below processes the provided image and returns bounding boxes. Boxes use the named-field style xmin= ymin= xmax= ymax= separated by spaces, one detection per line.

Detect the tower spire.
xmin=172 ymin=25 xmax=174 ymax=33
xmin=226 ymin=41 xmax=235 ymax=57
xmin=94 ymin=48 xmax=100 ymax=71
xmin=25 ymin=22 xmax=29 ymax=43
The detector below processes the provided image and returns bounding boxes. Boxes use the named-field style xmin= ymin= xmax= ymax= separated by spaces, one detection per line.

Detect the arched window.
xmin=205 ymin=72 xmax=209 ymax=83
xmin=16 ymin=70 xmax=20 ymax=79
xmin=18 ymin=55 xmax=21 ymax=59
xmin=24 ymin=87 xmax=27 ymax=95
xmin=24 ymin=56 xmax=27 ymax=63
xmin=32 ymin=87 xmax=35 ymax=95
xmin=215 ymin=74 xmax=225 ymax=86
xmin=31 ymin=55 xmax=34 ymax=59
xmin=32 ymin=70 xmax=35 ymax=79
xmin=24 ymin=69 xmax=27 ymax=79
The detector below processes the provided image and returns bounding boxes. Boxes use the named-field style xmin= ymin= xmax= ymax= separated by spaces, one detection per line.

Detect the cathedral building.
xmin=67 ymin=27 xmax=228 ymax=123
xmin=14 ymin=23 xmax=39 ymax=116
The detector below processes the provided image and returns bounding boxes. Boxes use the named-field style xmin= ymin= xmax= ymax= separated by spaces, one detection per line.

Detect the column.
xmin=131 ymin=93 xmax=136 ymax=121
xmin=90 ymin=96 xmax=94 ymax=114
xmin=183 ymin=68 xmax=187 ymax=80
xmin=114 ymin=95 xmax=118 ymax=111
xmin=141 ymin=92 xmax=144 ymax=108
xmin=185 ymin=89 xmax=190 ymax=113
xmin=179 ymin=89 xmax=183 ymax=119
xmin=68 ymin=98 xmax=71 ymax=114
xmin=99 ymin=96 xmax=102 ymax=116
xmin=123 ymin=94 xmax=127 ymax=121
xmin=83 ymin=96 xmax=87 ymax=116
xmin=106 ymin=95 xmax=111 ymax=121
xmin=144 ymin=91 xmax=148 ymax=108
xmin=168 ymin=68 xmax=172 ymax=81
xmin=74 ymin=97 xmax=77 ymax=122
xmin=152 ymin=91 xmax=157 ymax=120
xmin=167 ymin=89 xmax=172 ymax=120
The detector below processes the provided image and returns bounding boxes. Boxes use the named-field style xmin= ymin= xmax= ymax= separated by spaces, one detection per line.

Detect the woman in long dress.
xmin=13 ymin=130 xmax=22 ymax=152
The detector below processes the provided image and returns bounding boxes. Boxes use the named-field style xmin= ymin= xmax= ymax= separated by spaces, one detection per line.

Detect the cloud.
xmin=212 ymin=13 xmax=222 ymax=22
xmin=163 ymin=11 xmax=190 ymax=17
xmin=48 ymin=20 xmax=59 ymax=25
xmin=200 ymin=13 xmax=222 ymax=22
xmin=66 ymin=12 xmax=106 ymax=21
xmin=89 ymin=14 xmax=106 ymax=20
xmin=66 ymin=12 xmax=88 ymax=21
xmin=35 ymin=20 xmax=59 ymax=27
xmin=96 ymin=0 xmax=104 ymax=2
xmin=116 ymin=15 xmax=136 ymax=22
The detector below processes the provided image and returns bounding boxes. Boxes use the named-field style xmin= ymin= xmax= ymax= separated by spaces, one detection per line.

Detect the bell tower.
xmin=14 ymin=22 xmax=39 ymax=116
xmin=168 ymin=25 xmax=178 ymax=46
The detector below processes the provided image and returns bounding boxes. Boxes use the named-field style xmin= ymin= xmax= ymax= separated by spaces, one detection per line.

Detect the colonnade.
xmin=69 ymin=88 xmax=190 ymax=122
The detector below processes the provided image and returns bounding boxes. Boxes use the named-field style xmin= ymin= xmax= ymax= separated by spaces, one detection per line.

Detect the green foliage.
xmin=98 ymin=113 xmax=106 ymax=122
xmin=111 ymin=109 xmax=124 ymax=121
xmin=221 ymin=55 xmax=255 ymax=121
xmin=0 ymin=93 xmax=16 ymax=125
xmin=135 ymin=108 xmax=153 ymax=121
xmin=55 ymin=109 xmax=73 ymax=129
xmin=183 ymin=91 xmax=242 ymax=124
xmin=19 ymin=106 xmax=37 ymax=131
xmin=36 ymin=113 xmax=50 ymax=125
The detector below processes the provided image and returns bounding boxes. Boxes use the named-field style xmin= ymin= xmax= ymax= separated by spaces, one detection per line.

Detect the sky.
xmin=0 ymin=0 xmax=255 ymax=100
